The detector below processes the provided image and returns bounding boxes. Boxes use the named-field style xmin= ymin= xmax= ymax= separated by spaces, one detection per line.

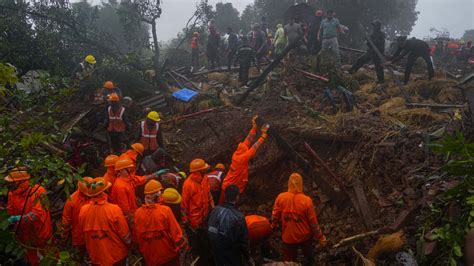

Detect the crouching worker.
xmin=208 ymin=185 xmax=252 ymax=266
xmin=78 ymin=177 xmax=131 ymax=266
xmin=134 ymin=180 xmax=187 ymax=266
xmin=272 ymin=173 xmax=327 ymax=266
xmin=5 ymin=167 xmax=53 ymax=266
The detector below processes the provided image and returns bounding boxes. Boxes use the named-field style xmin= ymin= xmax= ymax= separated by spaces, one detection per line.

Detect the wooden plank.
xmin=137 ymin=93 xmax=165 ymax=106
xmin=353 ymin=178 xmax=374 ymax=230
xmin=465 ymin=87 xmax=474 ymax=123
xmin=340 ymin=46 xmax=366 ymax=54
xmin=406 ymin=102 xmax=466 ymax=108
xmin=257 ymin=117 xmax=347 ymax=207
xmin=61 ymin=108 xmax=93 ymax=133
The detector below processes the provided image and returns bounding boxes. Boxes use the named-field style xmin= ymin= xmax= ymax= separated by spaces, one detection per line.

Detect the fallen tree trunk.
xmin=237 ymin=36 xmax=304 ymax=105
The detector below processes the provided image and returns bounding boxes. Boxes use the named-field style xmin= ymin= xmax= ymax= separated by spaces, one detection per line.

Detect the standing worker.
xmin=219 ymin=116 xmax=269 ymax=203
xmin=208 ymin=163 xmax=226 ymax=204
xmin=61 ymin=177 xmax=93 ymax=261
xmin=162 ymin=187 xmax=183 ymax=222
xmin=208 ymin=185 xmax=252 ymax=265
xmin=181 ymin=159 xmax=214 ymax=266
xmin=308 ymin=10 xmax=324 ymax=55
xmin=78 ymin=177 xmax=131 ymax=266
xmin=134 ymin=180 xmax=187 ymax=266
xmin=105 ymin=92 xmax=131 ymax=154
xmin=207 ymin=27 xmax=221 ymax=69
xmin=272 ymin=173 xmax=327 ymax=266
xmin=273 ymin=24 xmax=287 ymax=57
xmin=4 ymin=167 xmax=53 ymax=266
xmin=349 ymin=20 xmax=386 ymax=83
xmin=227 ymin=27 xmax=239 ymax=71
xmin=387 ymin=36 xmax=434 ymax=85
xmin=191 ymin=32 xmax=200 ymax=71
xmin=110 ymin=158 xmax=158 ymax=222
xmin=136 ymin=111 xmax=163 ymax=156
xmin=236 ymin=36 xmax=257 ymax=86
xmin=318 ymin=10 xmax=345 ymax=63
xmin=71 ymin=54 xmax=96 ymax=87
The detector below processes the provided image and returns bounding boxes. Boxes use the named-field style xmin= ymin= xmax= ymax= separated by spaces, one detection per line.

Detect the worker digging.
xmin=2 ymin=1 xmax=474 ymax=266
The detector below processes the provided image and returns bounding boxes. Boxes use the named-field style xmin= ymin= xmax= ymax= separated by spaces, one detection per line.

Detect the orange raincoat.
xmin=7 ymin=182 xmax=53 ymax=265
xmin=220 ymin=128 xmax=265 ymax=203
xmin=134 ymin=203 xmax=186 ymax=265
xmin=78 ymin=193 xmax=131 ymax=265
xmin=271 ymin=174 xmax=323 ymax=244
xmin=110 ymin=173 xmax=148 ymax=220
xmin=103 ymin=167 xmax=117 ymax=187
xmin=61 ymin=189 xmax=89 ymax=246
xmin=181 ymin=172 xmax=214 ymax=229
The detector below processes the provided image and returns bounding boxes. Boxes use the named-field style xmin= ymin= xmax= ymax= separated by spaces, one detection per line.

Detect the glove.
xmin=252 ymin=115 xmax=259 ymax=129
xmin=7 ymin=215 xmax=21 ymax=223
xmin=261 ymin=124 xmax=270 ymax=139
xmin=155 ymin=169 xmax=169 ymax=177
xmin=319 ymin=235 xmax=327 ymax=247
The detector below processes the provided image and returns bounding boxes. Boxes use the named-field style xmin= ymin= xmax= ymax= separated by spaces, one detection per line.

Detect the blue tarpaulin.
xmin=172 ymin=88 xmax=198 ymax=102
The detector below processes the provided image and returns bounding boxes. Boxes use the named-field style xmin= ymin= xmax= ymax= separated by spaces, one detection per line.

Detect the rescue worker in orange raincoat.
xmin=181 ymin=159 xmax=215 ymax=266
xmin=78 ymin=177 xmax=131 ymax=266
xmin=119 ymin=143 xmax=144 ymax=175
xmin=110 ymin=158 xmax=159 ymax=222
xmin=135 ymin=111 xmax=164 ymax=156
xmin=61 ymin=177 xmax=93 ymax=261
xmin=271 ymin=173 xmax=327 ymax=266
xmin=133 ymin=180 xmax=187 ymax=266
xmin=220 ymin=116 xmax=269 ymax=203
xmin=103 ymin=154 xmax=119 ymax=186
xmin=105 ymin=92 xmax=131 ymax=154
xmin=208 ymin=163 xmax=225 ymax=204
xmin=5 ymin=167 xmax=53 ymax=266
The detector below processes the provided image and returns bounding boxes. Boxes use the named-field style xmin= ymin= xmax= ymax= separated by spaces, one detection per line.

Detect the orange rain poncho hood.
xmin=288 ymin=173 xmax=303 ymax=193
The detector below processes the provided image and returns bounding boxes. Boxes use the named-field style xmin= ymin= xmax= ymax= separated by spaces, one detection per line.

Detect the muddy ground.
xmin=156 ymin=60 xmax=472 ymax=264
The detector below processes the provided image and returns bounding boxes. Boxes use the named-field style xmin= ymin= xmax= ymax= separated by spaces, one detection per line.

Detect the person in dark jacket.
xmin=308 ymin=10 xmax=324 ymax=55
xmin=388 ymin=36 xmax=434 ymax=84
xmin=134 ymin=111 xmax=164 ymax=156
xmin=138 ymin=148 xmax=171 ymax=175
xmin=350 ymin=20 xmax=386 ymax=83
xmin=207 ymin=30 xmax=221 ymax=69
xmin=237 ymin=36 xmax=257 ymax=86
xmin=227 ymin=27 xmax=239 ymax=71
xmin=208 ymin=185 xmax=251 ymax=266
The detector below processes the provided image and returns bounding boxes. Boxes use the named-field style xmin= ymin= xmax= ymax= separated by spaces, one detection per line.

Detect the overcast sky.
xmin=155 ymin=0 xmax=473 ymax=41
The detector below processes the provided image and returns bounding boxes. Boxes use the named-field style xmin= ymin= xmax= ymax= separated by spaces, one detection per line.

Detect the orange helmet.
xmin=115 ymin=158 xmax=135 ymax=171
xmin=215 ymin=163 xmax=225 ymax=170
xmin=131 ymin=143 xmax=144 ymax=155
xmin=144 ymin=180 xmax=163 ymax=195
xmin=4 ymin=167 xmax=30 ymax=182
xmin=189 ymin=159 xmax=209 ymax=173
xmin=103 ymin=81 xmax=114 ymax=89
xmin=85 ymin=177 xmax=111 ymax=197
xmin=78 ymin=177 xmax=93 ymax=195
xmin=104 ymin=155 xmax=119 ymax=167
xmin=107 ymin=92 xmax=120 ymax=102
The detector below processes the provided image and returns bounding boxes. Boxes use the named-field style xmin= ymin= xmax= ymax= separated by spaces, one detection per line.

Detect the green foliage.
xmin=420 ymin=133 xmax=474 ymax=264
xmin=0 ymin=65 xmax=83 ymax=263
xmin=463 ymin=29 xmax=474 ymax=42
xmin=214 ymin=3 xmax=241 ymax=33
xmin=0 ymin=63 xmax=17 ymax=96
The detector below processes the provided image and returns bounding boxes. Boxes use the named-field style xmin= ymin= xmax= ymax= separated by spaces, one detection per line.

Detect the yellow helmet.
xmin=147 ymin=111 xmax=161 ymax=122
xmin=162 ymin=188 xmax=182 ymax=204
xmin=85 ymin=55 xmax=96 ymax=65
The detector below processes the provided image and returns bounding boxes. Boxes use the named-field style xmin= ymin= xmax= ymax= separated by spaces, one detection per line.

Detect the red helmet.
xmin=315 ymin=10 xmax=323 ymax=17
